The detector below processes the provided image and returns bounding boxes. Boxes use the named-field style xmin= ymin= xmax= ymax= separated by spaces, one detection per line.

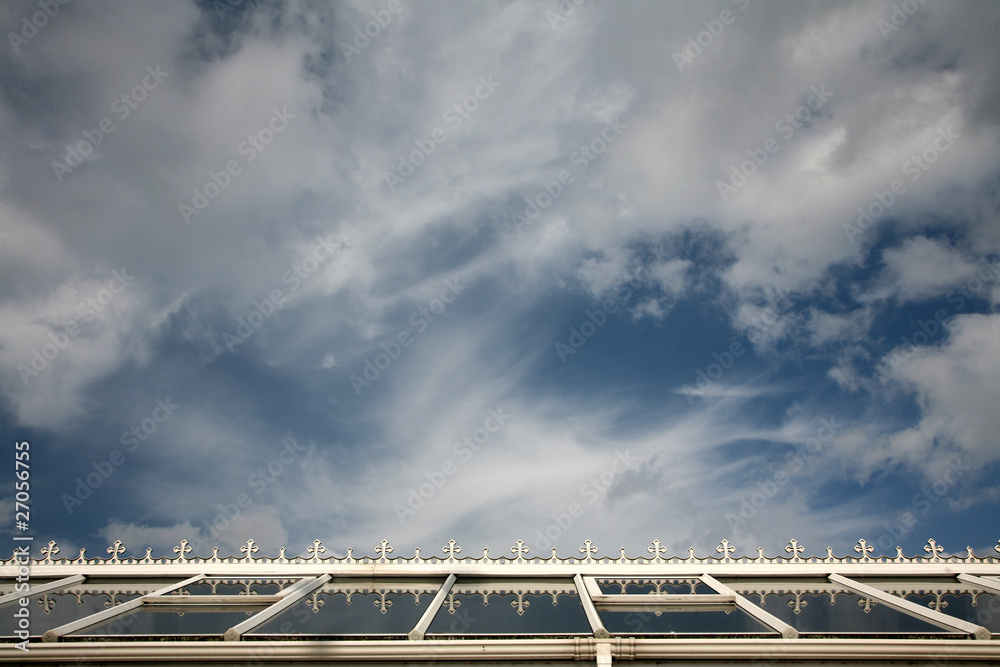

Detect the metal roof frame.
xmin=1 ymin=537 xmax=998 ymax=664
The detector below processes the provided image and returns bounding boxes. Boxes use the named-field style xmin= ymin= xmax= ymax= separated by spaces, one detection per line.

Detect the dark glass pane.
xmin=426 ymin=592 xmax=589 ymax=635
xmin=248 ymin=591 xmax=429 ymax=636
xmin=753 ymin=592 xmax=953 ymax=634
xmin=72 ymin=607 xmax=258 ymax=636
xmin=599 ymin=607 xmax=772 ymax=635
xmin=907 ymin=592 xmax=1000 ymax=633
xmin=0 ymin=592 xmax=139 ymax=637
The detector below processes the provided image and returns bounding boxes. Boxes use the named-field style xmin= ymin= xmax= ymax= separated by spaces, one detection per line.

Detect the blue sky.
xmin=1 ymin=0 xmax=998 ymax=562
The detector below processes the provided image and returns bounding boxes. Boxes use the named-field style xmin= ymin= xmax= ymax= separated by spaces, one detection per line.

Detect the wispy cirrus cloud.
xmin=0 ymin=0 xmax=997 ymax=561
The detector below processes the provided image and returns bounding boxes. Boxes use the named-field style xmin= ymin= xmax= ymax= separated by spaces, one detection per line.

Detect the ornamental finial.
xmin=443 ymin=540 xmax=462 ymax=561
xmin=240 ymin=539 xmax=259 ymax=562
xmin=173 ymin=540 xmax=192 ymax=562
xmin=923 ymin=538 xmax=944 ymax=561
xmin=785 ymin=539 xmax=804 ymax=561
xmin=107 ymin=540 xmax=126 ymax=563
xmin=307 ymin=540 xmax=326 ymax=561
xmin=375 ymin=539 xmax=393 ymax=561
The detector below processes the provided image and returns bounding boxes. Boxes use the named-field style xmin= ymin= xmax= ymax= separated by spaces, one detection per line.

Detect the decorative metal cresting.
xmin=12 ymin=536 xmax=1000 ymax=568
xmin=1 ymin=538 xmax=999 ymax=665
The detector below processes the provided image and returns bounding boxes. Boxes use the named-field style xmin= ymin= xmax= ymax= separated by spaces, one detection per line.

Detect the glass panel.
xmin=753 ymin=592 xmax=954 ymax=634
xmin=596 ymin=578 xmax=707 ymax=595
xmin=71 ymin=607 xmax=259 ymax=636
xmin=426 ymin=592 xmax=589 ymax=635
xmin=599 ymin=607 xmax=773 ymax=635
xmin=907 ymin=592 xmax=1000 ymax=633
xmin=248 ymin=591 xmax=429 ymax=636
xmin=0 ymin=592 xmax=141 ymax=637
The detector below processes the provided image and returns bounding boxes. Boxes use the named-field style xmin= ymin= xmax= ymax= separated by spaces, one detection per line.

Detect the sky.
xmin=0 ymin=0 xmax=998 ymax=563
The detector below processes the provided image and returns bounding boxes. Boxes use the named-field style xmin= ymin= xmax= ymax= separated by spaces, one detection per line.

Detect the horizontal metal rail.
xmin=3 ymin=637 xmax=1000 ymax=663
xmin=591 ymin=593 xmax=736 ymax=606
xmin=143 ymin=595 xmax=281 ymax=606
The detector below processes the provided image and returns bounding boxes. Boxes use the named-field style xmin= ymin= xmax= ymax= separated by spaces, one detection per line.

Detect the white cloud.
xmin=0 ymin=273 xmax=156 ymax=427
xmin=100 ymin=509 xmax=289 ymax=558
xmin=867 ymin=236 xmax=981 ymax=303
xmin=650 ymin=258 xmax=692 ymax=296
xmin=879 ymin=313 xmax=1000 ymax=470
xmin=807 ymin=307 xmax=873 ymax=346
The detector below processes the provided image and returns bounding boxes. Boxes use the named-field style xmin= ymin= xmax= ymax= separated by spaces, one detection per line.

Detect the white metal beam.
xmin=575 ymin=574 xmax=609 ymax=638
xmin=700 ymin=573 xmax=799 ymax=639
xmin=6 ymin=560 xmax=1000 ymax=578
xmin=592 ymin=593 xmax=735 ymax=607
xmin=408 ymin=573 xmax=456 ymax=640
xmin=0 ymin=574 xmax=84 ymax=607
xmin=224 ymin=574 xmax=331 ymax=641
xmin=829 ymin=573 xmax=990 ymax=639
xmin=41 ymin=574 xmax=205 ymax=642
xmin=144 ymin=595 xmax=279 ymax=606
